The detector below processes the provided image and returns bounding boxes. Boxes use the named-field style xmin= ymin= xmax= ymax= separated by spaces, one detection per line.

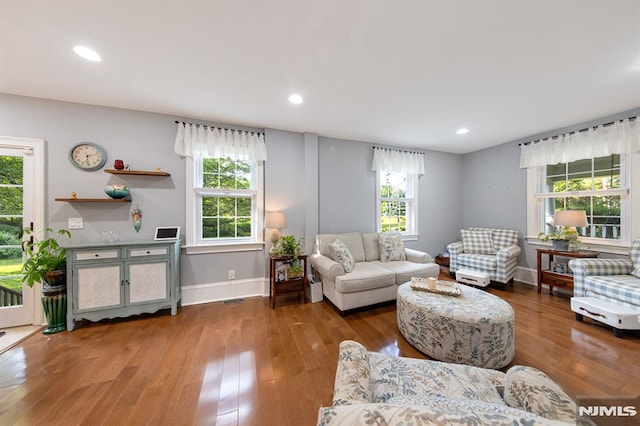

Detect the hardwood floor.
xmin=1 ymin=276 xmax=638 ymax=425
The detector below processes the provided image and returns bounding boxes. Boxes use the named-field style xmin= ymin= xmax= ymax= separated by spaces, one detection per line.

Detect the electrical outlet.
xmin=68 ymin=218 xmax=84 ymax=229
xmin=228 ymin=269 xmax=235 ymax=280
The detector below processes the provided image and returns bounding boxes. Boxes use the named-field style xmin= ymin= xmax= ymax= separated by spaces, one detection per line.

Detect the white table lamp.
xmin=266 ymin=211 xmax=286 ymax=243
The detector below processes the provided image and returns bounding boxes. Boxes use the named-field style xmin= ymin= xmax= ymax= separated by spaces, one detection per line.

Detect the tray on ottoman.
xmin=410 ymin=277 xmax=461 ymax=296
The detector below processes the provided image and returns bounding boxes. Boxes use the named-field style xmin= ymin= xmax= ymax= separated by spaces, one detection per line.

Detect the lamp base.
xmin=270 ymin=229 xmax=281 ymax=244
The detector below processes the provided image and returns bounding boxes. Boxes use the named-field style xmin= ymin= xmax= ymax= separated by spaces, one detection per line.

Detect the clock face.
xmin=69 ymin=142 xmax=107 ymax=171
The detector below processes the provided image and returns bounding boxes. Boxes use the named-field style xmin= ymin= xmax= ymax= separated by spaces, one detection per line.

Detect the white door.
xmin=0 ymin=137 xmax=45 ymax=327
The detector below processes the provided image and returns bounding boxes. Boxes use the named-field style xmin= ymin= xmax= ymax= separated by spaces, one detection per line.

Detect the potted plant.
xmin=537 ymin=226 xmax=578 ymax=251
xmin=22 ymin=227 xmax=71 ymax=334
xmin=273 ymin=235 xmax=305 ymax=278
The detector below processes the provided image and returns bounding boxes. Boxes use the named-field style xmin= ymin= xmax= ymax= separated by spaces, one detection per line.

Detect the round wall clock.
xmin=69 ymin=142 xmax=107 ymax=171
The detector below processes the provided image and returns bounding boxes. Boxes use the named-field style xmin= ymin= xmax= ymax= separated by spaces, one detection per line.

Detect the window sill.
xmin=183 ymin=242 xmax=265 ymax=255
xmin=402 ymin=233 xmax=419 ymax=242
xmin=525 ymin=236 xmax=630 ymax=255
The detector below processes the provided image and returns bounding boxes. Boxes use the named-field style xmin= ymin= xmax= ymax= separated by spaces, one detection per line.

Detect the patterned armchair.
xmin=568 ymin=238 xmax=640 ymax=309
xmin=447 ymin=228 xmax=521 ymax=285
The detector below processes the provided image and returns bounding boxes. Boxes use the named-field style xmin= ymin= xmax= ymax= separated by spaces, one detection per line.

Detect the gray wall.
xmin=0 ymin=93 xmax=464 ymax=288
xmin=317 ymin=137 xmax=463 ymax=256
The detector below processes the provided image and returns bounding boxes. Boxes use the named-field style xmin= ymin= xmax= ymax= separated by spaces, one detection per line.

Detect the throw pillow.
xmin=461 ymin=229 xmax=496 ymax=254
xmin=378 ymin=232 xmax=406 ymax=262
xmin=503 ymin=365 xmax=578 ymax=423
xmin=630 ymin=240 xmax=640 ymax=278
xmin=329 ymin=239 xmax=355 ymax=273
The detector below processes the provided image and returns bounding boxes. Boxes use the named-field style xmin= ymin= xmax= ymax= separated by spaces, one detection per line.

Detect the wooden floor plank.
xmin=0 ymin=276 xmax=638 ymax=425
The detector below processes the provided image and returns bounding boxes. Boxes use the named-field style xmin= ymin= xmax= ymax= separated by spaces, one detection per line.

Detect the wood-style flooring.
xmin=0 ymin=274 xmax=638 ymax=425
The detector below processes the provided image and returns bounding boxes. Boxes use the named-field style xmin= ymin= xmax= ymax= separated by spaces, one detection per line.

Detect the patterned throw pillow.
xmin=378 ymin=232 xmax=406 ymax=262
xmin=461 ymin=229 xmax=496 ymax=254
xmin=630 ymin=239 xmax=640 ymax=278
xmin=330 ymin=239 xmax=355 ymax=273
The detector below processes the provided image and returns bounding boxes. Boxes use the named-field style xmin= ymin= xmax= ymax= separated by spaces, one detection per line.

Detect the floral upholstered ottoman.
xmin=397 ymin=281 xmax=514 ymax=369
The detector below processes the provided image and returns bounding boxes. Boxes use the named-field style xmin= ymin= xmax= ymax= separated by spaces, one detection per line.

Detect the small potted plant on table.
xmin=537 ymin=226 xmax=578 ymax=251
xmin=22 ymin=227 xmax=71 ymax=334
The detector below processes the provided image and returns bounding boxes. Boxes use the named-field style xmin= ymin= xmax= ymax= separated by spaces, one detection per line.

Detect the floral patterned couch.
xmin=318 ymin=340 xmax=582 ymax=425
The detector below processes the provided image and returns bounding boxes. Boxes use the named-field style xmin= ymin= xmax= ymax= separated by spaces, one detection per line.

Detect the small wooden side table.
xmin=269 ymin=254 xmax=308 ymax=309
xmin=536 ymin=248 xmax=599 ymax=294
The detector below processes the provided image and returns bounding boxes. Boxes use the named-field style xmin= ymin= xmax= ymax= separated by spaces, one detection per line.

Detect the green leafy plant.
xmin=274 ymin=235 xmax=304 ymax=259
xmin=22 ymin=228 xmax=71 ymax=287
xmin=537 ymin=225 xmax=578 ymax=242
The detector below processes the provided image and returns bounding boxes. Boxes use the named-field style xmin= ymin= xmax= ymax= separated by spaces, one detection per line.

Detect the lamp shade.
xmin=265 ymin=211 xmax=286 ymax=229
xmin=553 ymin=210 xmax=588 ymax=227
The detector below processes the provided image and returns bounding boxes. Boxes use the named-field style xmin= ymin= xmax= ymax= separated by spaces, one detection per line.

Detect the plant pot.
xmin=552 ymin=240 xmax=569 ymax=251
xmin=42 ymin=271 xmax=67 ymax=334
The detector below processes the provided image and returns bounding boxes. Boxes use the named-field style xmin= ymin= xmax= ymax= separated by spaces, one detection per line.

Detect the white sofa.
xmin=310 ymin=232 xmax=439 ymax=313
xmin=318 ymin=340 xmax=581 ymax=425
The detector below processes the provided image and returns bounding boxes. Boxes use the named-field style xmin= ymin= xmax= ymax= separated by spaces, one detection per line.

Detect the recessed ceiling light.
xmin=73 ymin=46 xmax=102 ymax=62
xmin=288 ymin=94 xmax=303 ymax=105
xmin=456 ymin=128 xmax=469 ymax=135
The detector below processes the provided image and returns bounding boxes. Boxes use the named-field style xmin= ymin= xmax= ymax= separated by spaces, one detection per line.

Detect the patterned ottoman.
xmin=397 ymin=281 xmax=514 ymax=369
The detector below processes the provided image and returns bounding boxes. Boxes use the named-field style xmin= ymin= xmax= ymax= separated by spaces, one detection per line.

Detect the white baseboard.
xmin=515 ymin=266 xmax=536 ymax=286
xmin=181 ymin=277 xmax=268 ymax=306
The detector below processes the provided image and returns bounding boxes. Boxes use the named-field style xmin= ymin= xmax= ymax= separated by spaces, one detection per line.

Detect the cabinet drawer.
xmin=74 ymin=250 xmax=121 ymax=261
xmin=277 ymin=281 xmax=304 ymax=293
xmin=128 ymin=247 xmax=169 ymax=258
xmin=541 ymin=271 xmax=573 ymax=287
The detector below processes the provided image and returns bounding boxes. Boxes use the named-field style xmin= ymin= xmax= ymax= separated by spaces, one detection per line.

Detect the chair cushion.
xmin=504 ymin=365 xmax=578 ymax=423
xmin=378 ymin=232 xmax=406 ymax=262
xmin=334 ymin=262 xmax=396 ymax=293
xmin=583 ymin=275 xmax=640 ymax=308
xmin=457 ymin=253 xmax=498 ymax=271
xmin=329 ymin=239 xmax=355 ymax=273
xmin=461 ymin=229 xmax=496 ymax=254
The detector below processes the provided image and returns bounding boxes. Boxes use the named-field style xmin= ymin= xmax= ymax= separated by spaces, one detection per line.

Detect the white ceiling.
xmin=1 ymin=0 xmax=639 ymax=154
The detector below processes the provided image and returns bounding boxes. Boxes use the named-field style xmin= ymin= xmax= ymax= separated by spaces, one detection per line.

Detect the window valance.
xmin=371 ymin=147 xmax=425 ymax=176
xmin=519 ymin=117 xmax=639 ymax=168
xmin=174 ymin=122 xmax=267 ymax=162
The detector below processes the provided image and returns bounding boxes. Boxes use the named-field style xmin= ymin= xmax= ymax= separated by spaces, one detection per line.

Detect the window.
xmin=542 ymin=155 xmax=624 ymax=240
xmin=376 ymin=171 xmax=418 ymax=237
xmin=185 ymin=156 xmax=264 ymax=253
xmin=528 ymin=152 xmax=637 ymax=251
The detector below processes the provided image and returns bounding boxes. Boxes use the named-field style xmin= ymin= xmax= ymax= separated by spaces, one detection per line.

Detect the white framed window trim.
xmin=375 ymin=171 xmax=419 ymax=241
xmin=526 ymin=152 xmax=640 ymax=255
xmin=183 ymin=156 xmax=264 ymax=254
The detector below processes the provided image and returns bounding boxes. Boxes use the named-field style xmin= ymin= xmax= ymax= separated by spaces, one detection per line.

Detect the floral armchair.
xmin=447 ymin=228 xmax=521 ymax=286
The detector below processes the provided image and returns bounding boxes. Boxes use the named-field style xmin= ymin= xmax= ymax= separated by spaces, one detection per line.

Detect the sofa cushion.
xmin=504 ymin=365 xmax=578 ymax=424
xmin=329 ymin=239 xmax=355 ymax=273
xmin=317 ymin=402 xmax=570 ymax=426
xmin=334 ymin=263 xmax=396 ymax=293
xmin=361 ymin=233 xmax=380 ymax=261
xmin=378 ymin=232 xmax=406 ymax=261
xmin=583 ymin=275 xmax=640 ymax=308
xmin=316 ymin=233 xmax=366 ymax=262
xmin=368 ymin=351 xmax=506 ymax=406
xmin=461 ymin=229 xmax=496 ymax=254
xmin=371 ymin=260 xmax=438 ymax=284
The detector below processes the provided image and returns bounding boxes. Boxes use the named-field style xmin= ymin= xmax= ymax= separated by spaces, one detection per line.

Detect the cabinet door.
xmin=74 ymin=263 xmax=124 ymax=312
xmin=126 ymin=260 xmax=170 ymax=305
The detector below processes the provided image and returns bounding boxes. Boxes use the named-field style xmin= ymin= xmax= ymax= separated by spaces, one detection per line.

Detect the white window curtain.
xmin=519 ymin=117 xmax=640 ymax=168
xmin=174 ymin=122 xmax=267 ymax=162
xmin=371 ymin=147 xmax=425 ymax=175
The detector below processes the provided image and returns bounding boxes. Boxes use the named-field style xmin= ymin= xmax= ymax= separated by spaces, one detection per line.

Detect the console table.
xmin=66 ymin=240 xmax=180 ymax=330
xmin=536 ymin=248 xmax=598 ymax=294
xmin=269 ymin=255 xmax=308 ymax=309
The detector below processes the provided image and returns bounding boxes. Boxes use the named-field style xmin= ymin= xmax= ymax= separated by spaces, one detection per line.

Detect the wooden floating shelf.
xmin=105 ymin=169 xmax=170 ymax=176
xmin=55 ymin=198 xmax=132 ymax=203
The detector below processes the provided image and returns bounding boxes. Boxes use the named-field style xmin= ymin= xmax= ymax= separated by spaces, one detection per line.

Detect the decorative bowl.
xmin=104 ymin=184 xmax=130 ymax=199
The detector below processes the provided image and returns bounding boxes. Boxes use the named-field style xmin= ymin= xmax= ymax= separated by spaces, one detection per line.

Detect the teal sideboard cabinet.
xmin=65 ymin=240 xmax=180 ymax=331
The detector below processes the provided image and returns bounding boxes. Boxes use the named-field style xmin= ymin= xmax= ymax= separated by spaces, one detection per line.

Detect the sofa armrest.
xmin=404 ymin=248 xmax=433 ymax=264
xmin=332 ymin=340 xmax=371 ymax=405
xmin=310 ymin=253 xmax=345 ymax=280
xmin=446 ymin=241 xmax=464 ymax=272
xmin=568 ymin=258 xmax=634 ymax=297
